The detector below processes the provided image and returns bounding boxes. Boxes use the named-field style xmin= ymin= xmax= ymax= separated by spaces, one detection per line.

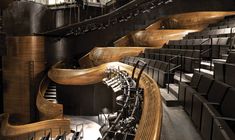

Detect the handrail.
xmin=199 ymin=37 xmax=213 ymax=72
xmin=48 ymin=61 xmax=162 ymax=140
xmin=0 ymin=113 xmax=70 ymax=137
xmin=38 ymin=0 xmax=166 ymax=36
xmin=167 ymin=54 xmax=182 ymax=93
xmin=39 ymin=0 xmax=145 ymax=35
xmin=36 ymin=76 xmax=63 ymax=120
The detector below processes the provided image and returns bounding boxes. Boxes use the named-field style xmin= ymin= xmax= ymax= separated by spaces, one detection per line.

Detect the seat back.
xmin=225 ymin=63 xmax=235 ymax=87
xmin=196 ymin=75 xmax=214 ymax=93
xmin=155 ymin=61 xmax=162 ymax=69
xmin=220 ymin=87 xmax=235 ymax=118
xmin=189 ymin=71 xmax=202 ymax=89
xmin=159 ymin=62 xmax=168 ymax=71
xmin=226 ymin=52 xmax=235 ymax=64
xmin=207 ymin=81 xmax=230 ymax=103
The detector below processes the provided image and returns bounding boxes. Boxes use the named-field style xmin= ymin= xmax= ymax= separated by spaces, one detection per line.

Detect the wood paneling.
xmin=3 ymin=36 xmax=45 ymax=124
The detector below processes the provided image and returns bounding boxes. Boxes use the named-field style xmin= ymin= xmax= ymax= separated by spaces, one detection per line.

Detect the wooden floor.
xmin=160 ymin=103 xmax=202 ymax=140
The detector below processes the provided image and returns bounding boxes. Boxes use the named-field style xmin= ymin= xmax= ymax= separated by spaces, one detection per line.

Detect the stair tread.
xmin=160 ymin=88 xmax=177 ymax=101
xmin=194 ymin=68 xmax=214 ymax=76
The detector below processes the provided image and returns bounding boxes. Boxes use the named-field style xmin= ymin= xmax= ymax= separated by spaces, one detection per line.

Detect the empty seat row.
xmin=214 ymin=52 xmax=235 ymax=87
xmin=208 ymin=19 xmax=235 ymax=28
xmin=140 ymin=49 xmax=200 ymax=72
xmin=120 ymin=57 xmax=175 ymax=87
xmin=206 ymin=22 xmax=235 ymax=30
xmin=178 ymin=72 xmax=235 ymax=140
xmin=185 ymin=28 xmax=235 ymax=39
xmin=164 ymin=37 xmax=230 ymax=59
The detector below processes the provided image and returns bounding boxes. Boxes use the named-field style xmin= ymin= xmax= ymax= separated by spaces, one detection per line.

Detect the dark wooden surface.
xmin=3 ymin=36 xmax=45 ymax=124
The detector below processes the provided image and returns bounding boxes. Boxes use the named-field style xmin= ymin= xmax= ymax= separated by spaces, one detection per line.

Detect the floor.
xmin=160 ymin=103 xmax=202 ymax=140
xmin=64 ymin=102 xmax=202 ymax=140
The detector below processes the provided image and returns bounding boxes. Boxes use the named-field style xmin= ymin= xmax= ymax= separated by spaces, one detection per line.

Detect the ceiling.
xmin=0 ymin=0 xmax=14 ymax=9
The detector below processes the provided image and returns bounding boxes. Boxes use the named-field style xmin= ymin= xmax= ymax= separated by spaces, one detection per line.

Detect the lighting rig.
xmin=99 ymin=60 xmax=147 ymax=140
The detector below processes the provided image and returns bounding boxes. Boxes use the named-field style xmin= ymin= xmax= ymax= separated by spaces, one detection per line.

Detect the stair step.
xmin=44 ymin=95 xmax=56 ymax=99
xmin=174 ymin=72 xmax=190 ymax=83
xmin=184 ymin=73 xmax=193 ymax=81
xmin=201 ymin=61 xmax=214 ymax=70
xmin=160 ymin=88 xmax=179 ymax=107
xmin=194 ymin=68 xmax=214 ymax=78
xmin=167 ymin=83 xmax=179 ymax=98
xmin=46 ymin=88 xmax=56 ymax=92
xmin=212 ymin=59 xmax=226 ymax=63
xmin=45 ymin=92 xmax=56 ymax=95
xmin=48 ymin=85 xmax=56 ymax=89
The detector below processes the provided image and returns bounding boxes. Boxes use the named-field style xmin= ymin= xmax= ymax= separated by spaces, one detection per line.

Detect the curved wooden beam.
xmin=79 ymin=47 xmax=145 ymax=68
xmin=114 ymin=11 xmax=235 ymax=47
xmin=115 ymin=29 xmax=198 ymax=47
xmin=36 ymin=76 xmax=63 ymax=120
xmin=48 ymin=61 xmax=162 ymax=140
xmin=146 ymin=11 xmax=235 ymax=30
xmin=0 ymin=113 xmax=70 ymax=137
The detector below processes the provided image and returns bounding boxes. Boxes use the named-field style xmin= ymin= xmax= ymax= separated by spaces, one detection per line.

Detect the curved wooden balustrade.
xmin=114 ymin=29 xmax=198 ymax=47
xmin=79 ymin=47 xmax=145 ymax=68
xmin=146 ymin=11 xmax=235 ymax=30
xmin=48 ymin=61 xmax=162 ymax=140
xmin=36 ymin=76 xmax=63 ymax=120
xmin=0 ymin=113 xmax=70 ymax=138
xmin=114 ymin=11 xmax=235 ymax=47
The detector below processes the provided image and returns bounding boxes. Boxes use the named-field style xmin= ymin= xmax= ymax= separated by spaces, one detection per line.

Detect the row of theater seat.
xmin=139 ymin=48 xmax=200 ymax=72
xmin=164 ymin=37 xmax=230 ymax=59
xmin=185 ymin=28 xmax=235 ymax=39
xmin=120 ymin=56 xmax=176 ymax=87
xmin=214 ymin=52 xmax=235 ymax=87
xmin=178 ymin=71 xmax=235 ymax=140
xmin=208 ymin=18 xmax=235 ymax=28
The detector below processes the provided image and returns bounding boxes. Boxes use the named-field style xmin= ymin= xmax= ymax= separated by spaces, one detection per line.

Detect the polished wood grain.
xmin=3 ymin=36 xmax=45 ymax=123
xmin=48 ymin=61 xmax=162 ymax=140
xmin=146 ymin=11 xmax=235 ymax=30
xmin=114 ymin=11 xmax=235 ymax=47
xmin=79 ymin=47 xmax=145 ymax=68
xmin=0 ymin=113 xmax=70 ymax=139
xmin=36 ymin=76 xmax=63 ymax=120
xmin=114 ymin=30 xmax=198 ymax=47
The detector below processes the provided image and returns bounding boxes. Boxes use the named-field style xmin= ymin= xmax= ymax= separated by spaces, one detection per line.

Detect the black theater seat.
xmin=191 ymin=81 xmax=230 ymax=129
xmin=200 ymin=88 xmax=235 ymax=140
xmin=214 ymin=52 xmax=235 ymax=83
xmin=178 ymin=71 xmax=202 ymax=106
xmin=158 ymin=63 xmax=175 ymax=87
xmin=184 ymin=75 xmax=214 ymax=115
xmin=225 ymin=63 xmax=235 ymax=87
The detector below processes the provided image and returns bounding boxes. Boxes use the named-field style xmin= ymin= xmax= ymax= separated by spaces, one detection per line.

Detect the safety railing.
xmin=167 ymin=54 xmax=182 ymax=93
xmin=38 ymin=0 xmax=169 ymax=36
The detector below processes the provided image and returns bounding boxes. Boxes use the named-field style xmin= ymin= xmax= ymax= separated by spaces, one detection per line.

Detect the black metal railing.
xmin=38 ymin=0 xmax=169 ymax=36
xmin=167 ymin=54 xmax=182 ymax=93
xmin=199 ymin=37 xmax=213 ymax=72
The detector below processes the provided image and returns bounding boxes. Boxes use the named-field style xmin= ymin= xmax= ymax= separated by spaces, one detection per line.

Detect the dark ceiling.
xmin=0 ymin=0 xmax=14 ymax=9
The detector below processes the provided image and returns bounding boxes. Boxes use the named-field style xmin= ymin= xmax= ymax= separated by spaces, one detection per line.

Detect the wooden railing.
xmin=36 ymin=76 xmax=63 ymax=120
xmin=0 ymin=113 xmax=70 ymax=139
xmin=48 ymin=61 xmax=162 ymax=140
xmin=79 ymin=47 xmax=145 ymax=68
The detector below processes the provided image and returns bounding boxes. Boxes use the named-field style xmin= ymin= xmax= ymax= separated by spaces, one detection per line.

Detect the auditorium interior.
xmin=1 ymin=0 xmax=235 ymax=140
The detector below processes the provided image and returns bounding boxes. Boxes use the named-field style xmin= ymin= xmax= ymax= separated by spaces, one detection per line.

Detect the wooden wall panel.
xmin=3 ymin=36 xmax=45 ymax=124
